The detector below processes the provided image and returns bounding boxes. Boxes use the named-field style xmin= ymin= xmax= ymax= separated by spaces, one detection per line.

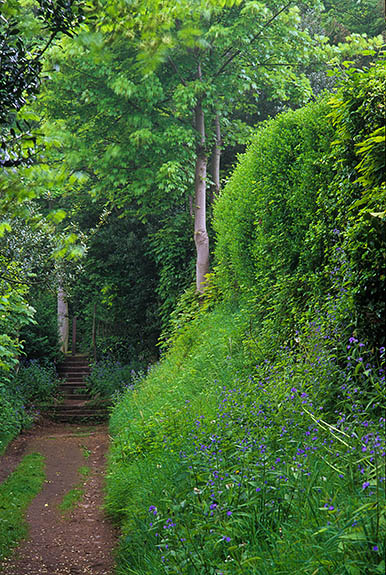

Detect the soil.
xmin=0 ymin=421 xmax=118 ymax=575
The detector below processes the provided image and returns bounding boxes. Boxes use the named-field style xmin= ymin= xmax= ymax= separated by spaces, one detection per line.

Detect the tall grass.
xmin=106 ymin=298 xmax=385 ymax=574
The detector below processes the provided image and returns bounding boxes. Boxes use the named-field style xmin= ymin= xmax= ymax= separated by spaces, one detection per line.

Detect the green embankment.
xmin=106 ymin=63 xmax=385 ymax=574
xmin=0 ymin=453 xmax=45 ymax=561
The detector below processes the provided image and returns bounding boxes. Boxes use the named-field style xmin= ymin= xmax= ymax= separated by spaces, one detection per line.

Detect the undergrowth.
xmin=106 ymin=298 xmax=385 ymax=574
xmin=86 ymin=360 xmax=145 ymax=399
xmin=0 ymin=361 xmax=61 ymax=453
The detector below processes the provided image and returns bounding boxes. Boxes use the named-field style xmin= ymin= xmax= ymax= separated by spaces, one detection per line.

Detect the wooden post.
xmin=91 ymin=303 xmax=97 ymax=361
xmin=72 ymin=316 xmax=77 ymax=356
xmin=58 ymin=284 xmax=69 ymax=354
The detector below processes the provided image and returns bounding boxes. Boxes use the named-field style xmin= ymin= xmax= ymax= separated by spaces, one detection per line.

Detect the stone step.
xmin=58 ymin=366 xmax=89 ymax=373
xmin=59 ymin=382 xmax=89 ymax=389
xmin=59 ymin=382 xmax=88 ymax=388
xmin=50 ymin=399 xmax=108 ymax=408
xmin=59 ymin=384 xmax=88 ymax=397
xmin=54 ymin=408 xmax=105 ymax=414
xmin=58 ymin=359 xmax=90 ymax=366
xmin=48 ymin=411 xmax=108 ymax=423
xmin=57 ymin=355 xmax=91 ymax=379
xmin=59 ymin=378 xmax=87 ymax=387
xmin=59 ymin=393 xmax=91 ymax=400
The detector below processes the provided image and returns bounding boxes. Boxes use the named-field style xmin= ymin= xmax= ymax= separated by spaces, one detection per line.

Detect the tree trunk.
xmin=211 ymin=112 xmax=222 ymax=201
xmin=57 ymin=283 xmax=69 ymax=354
xmin=194 ymin=94 xmax=209 ymax=293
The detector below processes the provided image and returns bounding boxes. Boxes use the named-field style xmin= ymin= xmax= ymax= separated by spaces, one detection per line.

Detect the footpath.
xmin=0 ymin=423 xmax=117 ymax=575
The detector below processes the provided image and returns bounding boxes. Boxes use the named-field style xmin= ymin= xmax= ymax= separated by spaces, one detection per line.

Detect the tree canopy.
xmin=0 ymin=0 xmax=384 ymax=369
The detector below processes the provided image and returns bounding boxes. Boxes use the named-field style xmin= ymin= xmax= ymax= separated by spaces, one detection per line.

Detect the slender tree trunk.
xmin=57 ymin=282 xmax=69 ymax=354
xmin=211 ymin=112 xmax=222 ymax=201
xmin=194 ymin=86 xmax=209 ymax=293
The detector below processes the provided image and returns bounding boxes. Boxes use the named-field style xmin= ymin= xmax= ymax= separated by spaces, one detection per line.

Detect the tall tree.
xmin=93 ymin=0 xmax=320 ymax=291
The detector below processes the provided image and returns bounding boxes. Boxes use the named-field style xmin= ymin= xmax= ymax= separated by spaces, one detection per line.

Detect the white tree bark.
xmin=57 ymin=283 xmax=69 ymax=354
xmin=194 ymin=93 xmax=209 ymax=293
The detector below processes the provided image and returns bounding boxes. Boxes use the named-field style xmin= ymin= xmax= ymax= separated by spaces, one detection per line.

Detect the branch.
xmin=215 ymin=1 xmax=294 ymax=77
xmin=33 ymin=29 xmax=57 ymax=62
xmin=168 ymin=57 xmax=187 ymax=86
xmin=0 ymin=272 xmax=47 ymax=287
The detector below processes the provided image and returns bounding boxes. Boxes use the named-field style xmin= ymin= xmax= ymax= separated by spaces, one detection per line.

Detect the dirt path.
xmin=0 ymin=422 xmax=118 ymax=575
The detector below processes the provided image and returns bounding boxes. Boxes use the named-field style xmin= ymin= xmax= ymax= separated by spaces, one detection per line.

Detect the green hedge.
xmin=214 ymin=100 xmax=333 ymax=304
xmin=214 ymin=61 xmax=385 ymax=347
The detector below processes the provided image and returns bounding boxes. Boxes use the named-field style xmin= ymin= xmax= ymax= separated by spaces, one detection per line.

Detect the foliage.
xmin=0 ymin=0 xmax=84 ymax=169
xmin=214 ymin=99 xmax=334 ymax=324
xmin=11 ymin=360 xmax=60 ymax=404
xmin=0 ymin=360 xmax=60 ymax=452
xmin=0 ymin=275 xmax=35 ymax=376
xmin=0 ymin=386 xmax=33 ymax=454
xmin=0 ymin=452 xmax=45 ymax=561
xmin=85 ymin=360 xmax=145 ymax=399
xmin=107 ymin=298 xmax=385 ymax=574
xmin=106 ymin=59 xmax=385 ymax=575
xmin=67 ymin=209 xmax=162 ymax=360
xmin=326 ymin=61 xmax=386 ymax=344
xmin=19 ymin=290 xmax=59 ymax=362
xmin=160 ymin=274 xmax=221 ymax=351
xmin=214 ymin=59 xmax=385 ymax=348
xmin=321 ymin=0 xmax=384 ymax=40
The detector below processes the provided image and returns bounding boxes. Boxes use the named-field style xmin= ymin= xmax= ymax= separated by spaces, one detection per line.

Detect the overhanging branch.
xmin=215 ymin=1 xmax=294 ymax=77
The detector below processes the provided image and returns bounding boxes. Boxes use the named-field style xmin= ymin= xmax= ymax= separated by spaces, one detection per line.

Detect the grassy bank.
xmin=106 ymin=300 xmax=385 ymax=574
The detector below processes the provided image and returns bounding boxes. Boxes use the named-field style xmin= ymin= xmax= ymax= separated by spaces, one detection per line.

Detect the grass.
xmin=0 ymin=452 xmax=45 ymax=561
xmin=106 ymin=302 xmax=385 ymax=575
xmin=81 ymin=444 xmax=91 ymax=459
xmin=58 ymin=465 xmax=91 ymax=516
xmin=78 ymin=465 xmax=91 ymax=477
xmin=58 ymin=486 xmax=85 ymax=515
xmin=0 ymin=432 xmax=15 ymax=456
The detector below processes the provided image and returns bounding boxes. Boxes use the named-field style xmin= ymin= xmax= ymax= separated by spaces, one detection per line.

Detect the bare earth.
xmin=0 ymin=422 xmax=118 ymax=575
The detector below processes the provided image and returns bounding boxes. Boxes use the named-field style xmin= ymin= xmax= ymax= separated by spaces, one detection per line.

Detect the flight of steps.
xmin=50 ymin=354 xmax=108 ymax=422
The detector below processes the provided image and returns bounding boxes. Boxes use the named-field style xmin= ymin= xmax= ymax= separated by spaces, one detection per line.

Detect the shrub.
xmin=213 ymin=61 xmax=385 ymax=349
xmin=18 ymin=290 xmax=60 ymax=362
xmin=0 ymin=361 xmax=59 ymax=453
xmin=86 ymin=359 xmax=145 ymax=399
xmin=0 ymin=386 xmax=32 ymax=454
xmin=11 ymin=360 xmax=60 ymax=404
xmin=213 ymin=100 xmax=333 ymax=307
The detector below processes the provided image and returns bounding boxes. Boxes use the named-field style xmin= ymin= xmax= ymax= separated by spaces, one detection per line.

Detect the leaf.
xmin=47 ymin=209 xmax=67 ymax=223
xmin=241 ymin=556 xmax=262 ymax=565
xmin=0 ymin=221 xmax=12 ymax=237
